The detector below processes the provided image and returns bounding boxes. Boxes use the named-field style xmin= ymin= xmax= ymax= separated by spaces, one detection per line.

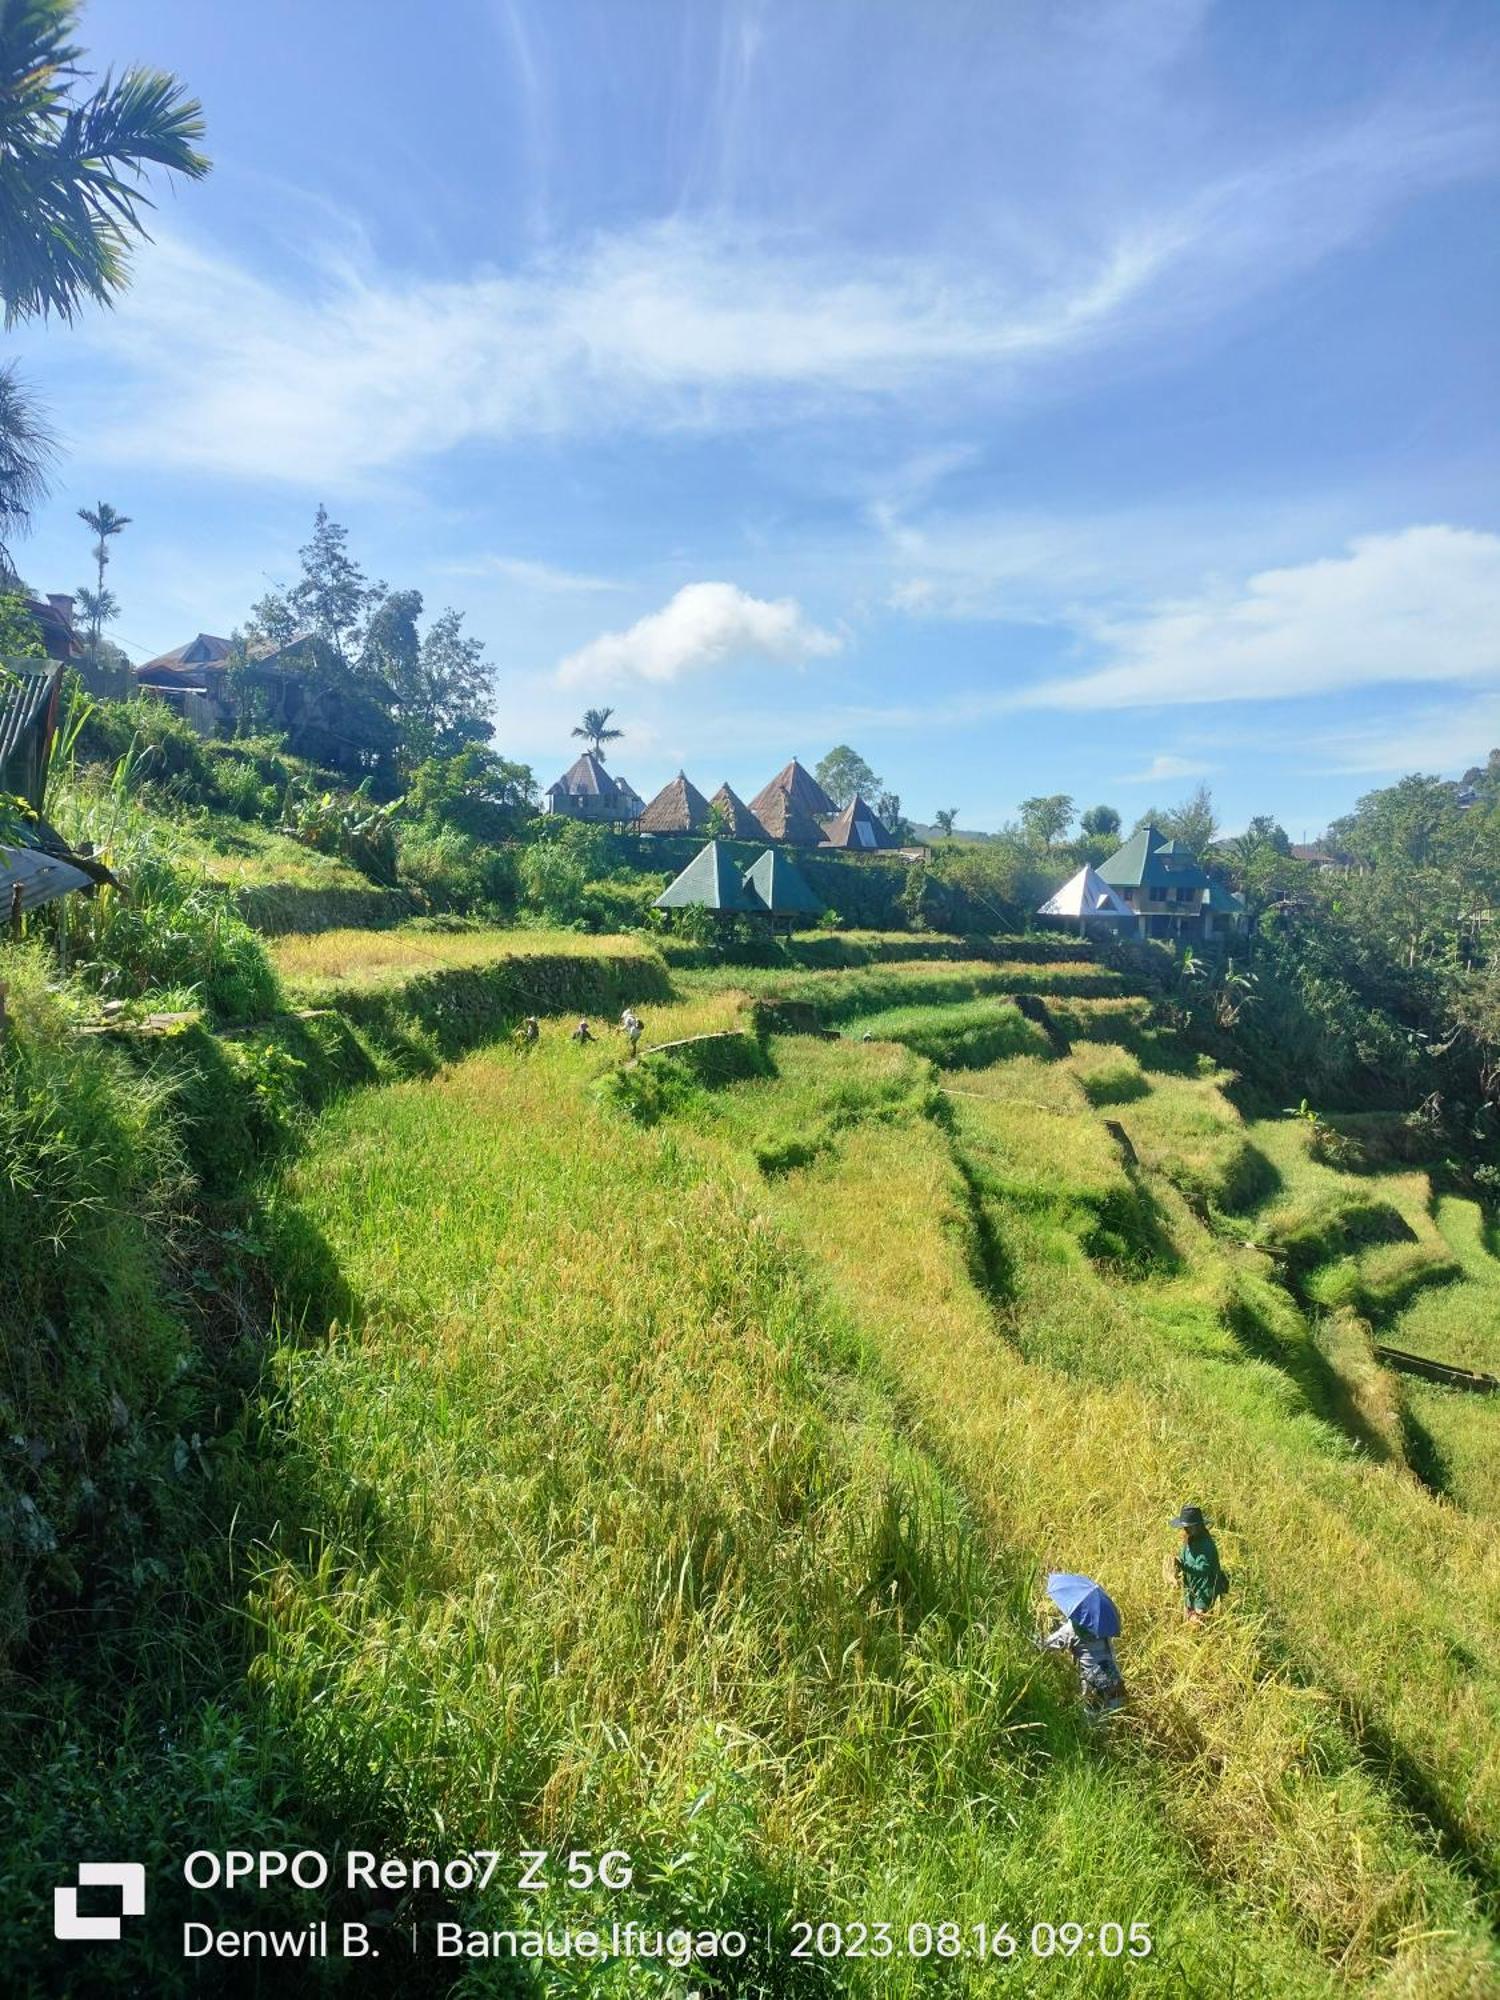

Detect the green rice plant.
xmin=842 ymin=997 xmax=1055 ymax=1069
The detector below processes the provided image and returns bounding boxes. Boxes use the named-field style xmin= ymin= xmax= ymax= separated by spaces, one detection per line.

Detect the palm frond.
xmin=0 ymin=3 xmax=209 ymax=325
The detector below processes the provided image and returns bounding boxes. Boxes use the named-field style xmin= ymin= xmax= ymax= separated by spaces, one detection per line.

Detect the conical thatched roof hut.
xmin=708 ymin=782 xmax=770 ymax=841
xmin=748 ymin=758 xmax=835 ymax=845
xmin=638 ymin=771 xmax=713 ymax=835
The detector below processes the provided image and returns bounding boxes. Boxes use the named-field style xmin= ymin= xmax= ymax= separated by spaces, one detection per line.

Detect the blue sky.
xmin=12 ymin=0 xmax=1500 ymax=835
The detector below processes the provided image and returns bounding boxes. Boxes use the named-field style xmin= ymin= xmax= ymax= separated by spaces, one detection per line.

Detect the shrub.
xmin=278 ymin=780 xmax=399 ymax=886
xmin=46 ymin=791 xmax=281 ymax=1025
xmin=518 ymin=837 xmax=589 ymax=924
xmin=69 ymin=694 xmax=223 ymax=806
xmin=397 ymin=825 xmax=518 ymax=916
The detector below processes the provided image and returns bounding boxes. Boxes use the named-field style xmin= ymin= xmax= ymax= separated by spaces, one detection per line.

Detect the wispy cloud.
xmin=1299 ymin=692 xmax=1500 ymax=778
xmin=1020 ymin=526 xmax=1500 ymax=710
xmin=1112 ymin=752 xmax=1215 ymax=784
xmin=40 ymin=85 xmax=1493 ymax=490
xmin=555 ymin=581 xmax=840 ymax=688
xmin=443 ymin=554 xmax=624 ymax=593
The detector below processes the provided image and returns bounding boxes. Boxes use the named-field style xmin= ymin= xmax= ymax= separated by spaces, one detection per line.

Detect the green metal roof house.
xmin=743 ymin=847 xmax=823 ymax=919
xmin=654 ymin=840 xmax=762 ymax=913
xmin=654 ymin=841 xmax=825 ymax=928
xmin=1096 ymin=824 xmax=1247 ymax=941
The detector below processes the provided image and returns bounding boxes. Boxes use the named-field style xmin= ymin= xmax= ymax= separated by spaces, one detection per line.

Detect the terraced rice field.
xmin=230 ymin=939 xmax=1500 ymax=1995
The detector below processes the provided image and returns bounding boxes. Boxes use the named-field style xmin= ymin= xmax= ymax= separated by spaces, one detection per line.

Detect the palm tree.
xmin=74 ymin=582 xmax=116 ymax=659
xmin=0 ymin=362 xmax=56 ymax=574
xmin=77 ymin=499 xmax=130 ymax=663
xmin=571 ymin=706 xmax=623 ymax=760
xmin=0 ymin=0 xmax=210 ymax=327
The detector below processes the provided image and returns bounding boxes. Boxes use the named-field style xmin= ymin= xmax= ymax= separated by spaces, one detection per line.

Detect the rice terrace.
xmin=4 ymin=2 xmax=1500 ymax=1996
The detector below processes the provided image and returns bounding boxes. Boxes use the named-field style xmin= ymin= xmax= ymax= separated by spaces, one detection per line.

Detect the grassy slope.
xmin=240 ymin=957 xmax=1499 ymax=1995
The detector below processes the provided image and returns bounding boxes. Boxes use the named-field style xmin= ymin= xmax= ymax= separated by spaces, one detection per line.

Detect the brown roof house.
xmin=819 ymin=792 xmax=897 ymax=850
xmin=544 ymin=750 xmax=645 ymax=824
xmin=134 ymin=633 xmax=234 ymax=734
xmin=233 ymin=633 xmax=400 ymax=777
xmin=749 ymin=758 xmax=834 ymax=846
xmin=638 ymin=770 xmax=714 ymax=835
xmin=19 ymin=594 xmax=83 ymax=663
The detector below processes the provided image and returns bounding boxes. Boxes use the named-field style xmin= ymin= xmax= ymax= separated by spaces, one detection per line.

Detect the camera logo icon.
xmin=54 ymin=1863 xmax=146 ymax=1941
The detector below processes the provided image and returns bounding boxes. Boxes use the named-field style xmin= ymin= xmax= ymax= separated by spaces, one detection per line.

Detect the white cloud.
xmin=443 ymin=554 xmax=624 ymax=593
xmin=1020 ymin=526 xmax=1500 ymax=710
xmin=1112 ymin=753 xmax=1215 ymax=784
xmin=34 ymin=86 xmax=1492 ymax=489
xmin=555 ymin=581 xmax=841 ymax=688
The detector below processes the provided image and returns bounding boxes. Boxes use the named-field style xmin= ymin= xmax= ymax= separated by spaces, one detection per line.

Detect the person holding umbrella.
xmin=1037 ymin=1572 xmax=1126 ymax=1718
xmin=1170 ymin=1505 xmax=1228 ymax=1624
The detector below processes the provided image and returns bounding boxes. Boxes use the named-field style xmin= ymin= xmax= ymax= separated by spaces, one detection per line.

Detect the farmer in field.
xmin=1171 ymin=1504 xmax=1227 ymax=1623
xmin=571 ymin=1018 xmax=595 ymax=1045
xmin=1037 ymin=1573 xmax=1126 ymax=1719
xmin=515 ymin=1015 xmax=540 ymax=1051
xmin=620 ymin=1007 xmax=643 ymax=1054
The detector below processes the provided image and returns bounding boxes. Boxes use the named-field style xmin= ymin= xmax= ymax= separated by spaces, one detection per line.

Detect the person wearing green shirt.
xmin=1171 ymin=1504 xmax=1227 ymax=1623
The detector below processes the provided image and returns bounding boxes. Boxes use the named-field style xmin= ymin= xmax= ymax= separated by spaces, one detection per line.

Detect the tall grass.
xmin=10 ymin=932 xmax=1500 ymax=1994
xmin=245 ymin=1027 xmax=1344 ymax=1995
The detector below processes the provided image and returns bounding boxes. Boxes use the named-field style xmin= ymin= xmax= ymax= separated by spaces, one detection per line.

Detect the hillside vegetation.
xmin=5 ymin=921 xmax=1499 ymax=1995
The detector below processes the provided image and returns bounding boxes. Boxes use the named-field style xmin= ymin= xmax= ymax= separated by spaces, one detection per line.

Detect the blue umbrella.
xmin=1046 ymin=1572 xmax=1121 ymax=1638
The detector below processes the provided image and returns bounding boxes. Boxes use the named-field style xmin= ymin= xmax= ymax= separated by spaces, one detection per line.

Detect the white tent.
xmin=1037 ymin=864 xmax=1135 ymax=931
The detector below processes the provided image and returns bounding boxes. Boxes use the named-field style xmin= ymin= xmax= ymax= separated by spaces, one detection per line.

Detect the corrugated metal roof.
xmin=1037 ymin=865 xmax=1135 ymax=920
xmin=0 ymin=663 xmax=64 ymax=812
xmin=0 ymin=842 xmax=91 ymax=914
xmin=1098 ymin=823 xmax=1210 ymax=891
xmin=654 ymin=840 xmax=762 ymax=911
xmin=743 ymin=847 xmax=823 ymax=915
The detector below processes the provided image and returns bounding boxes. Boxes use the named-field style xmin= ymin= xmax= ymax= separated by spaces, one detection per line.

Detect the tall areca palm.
xmin=77 ymin=498 xmax=129 ymax=663
xmin=0 ymin=0 xmax=210 ymax=327
xmin=571 ymin=706 xmax=623 ymax=760
xmin=0 ymin=361 xmax=55 ymax=574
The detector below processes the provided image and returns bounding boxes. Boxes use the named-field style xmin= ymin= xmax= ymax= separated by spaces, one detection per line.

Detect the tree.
xmin=76 ymin=498 xmax=129 ymax=663
xmin=359 ymin=583 xmax=422 ymax=720
xmin=0 ymin=589 xmax=43 ymax=656
xmin=876 ymin=790 xmax=912 ymax=843
xmin=1158 ymin=783 xmax=1218 ymax=857
xmin=1019 ymin=793 xmax=1074 ymax=848
xmin=402 ymin=745 xmax=535 ymax=842
xmin=411 ymin=607 xmax=493 ymax=758
xmin=815 ymin=743 xmax=881 ymax=810
xmin=362 ymin=591 xmax=494 ymax=764
xmin=249 ymin=506 xmax=371 ymax=665
xmin=0 ymin=363 xmax=56 ymax=573
xmin=74 ymin=581 xmax=116 ymax=660
xmin=572 ymin=706 xmax=622 ymax=759
xmin=933 ymin=807 xmax=959 ymax=840
xmin=1080 ymin=803 xmax=1121 ymax=839
xmin=0 ymin=0 xmax=210 ymax=327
